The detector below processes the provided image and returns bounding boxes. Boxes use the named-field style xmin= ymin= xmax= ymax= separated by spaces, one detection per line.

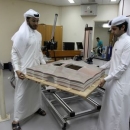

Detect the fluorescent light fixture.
xmin=102 ymin=23 xmax=110 ymax=28
xmin=111 ymin=0 xmax=116 ymax=2
xmin=68 ymin=0 xmax=75 ymax=3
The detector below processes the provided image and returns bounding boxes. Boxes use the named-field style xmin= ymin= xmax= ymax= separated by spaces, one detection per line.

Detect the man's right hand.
xmin=16 ymin=71 xmax=25 ymax=80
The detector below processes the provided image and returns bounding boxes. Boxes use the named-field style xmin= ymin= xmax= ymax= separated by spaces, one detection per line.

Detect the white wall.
xmin=118 ymin=0 xmax=130 ymax=16
xmin=0 ymin=1 xmax=118 ymax=63
xmin=0 ymin=0 xmax=61 ymax=63
xmin=93 ymin=27 xmax=109 ymax=47
xmin=61 ymin=5 xmax=118 ymax=48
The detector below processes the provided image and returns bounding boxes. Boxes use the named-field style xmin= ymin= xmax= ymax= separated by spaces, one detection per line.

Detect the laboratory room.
xmin=0 ymin=0 xmax=130 ymax=130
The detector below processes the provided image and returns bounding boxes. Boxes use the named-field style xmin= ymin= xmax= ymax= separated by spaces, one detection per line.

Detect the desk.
xmin=43 ymin=50 xmax=81 ymax=60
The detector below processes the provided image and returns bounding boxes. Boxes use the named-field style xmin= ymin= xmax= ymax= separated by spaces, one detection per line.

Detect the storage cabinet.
xmin=37 ymin=24 xmax=46 ymax=44
xmin=37 ymin=24 xmax=63 ymax=50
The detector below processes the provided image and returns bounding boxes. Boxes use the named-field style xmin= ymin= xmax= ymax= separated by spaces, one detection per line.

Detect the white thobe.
xmin=11 ymin=27 xmax=46 ymax=121
xmin=97 ymin=33 xmax=130 ymax=130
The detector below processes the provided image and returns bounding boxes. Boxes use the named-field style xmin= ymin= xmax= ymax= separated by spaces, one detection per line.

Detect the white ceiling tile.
xmin=22 ymin=0 xmax=120 ymax=6
xmin=102 ymin=0 xmax=120 ymax=4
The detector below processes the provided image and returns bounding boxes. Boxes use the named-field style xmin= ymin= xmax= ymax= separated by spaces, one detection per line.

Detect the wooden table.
xmin=43 ymin=50 xmax=81 ymax=61
xmin=25 ymin=75 xmax=104 ymax=98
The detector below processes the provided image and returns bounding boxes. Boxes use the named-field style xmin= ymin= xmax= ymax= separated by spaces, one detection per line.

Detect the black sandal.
xmin=36 ymin=108 xmax=46 ymax=116
xmin=12 ymin=123 xmax=22 ymax=130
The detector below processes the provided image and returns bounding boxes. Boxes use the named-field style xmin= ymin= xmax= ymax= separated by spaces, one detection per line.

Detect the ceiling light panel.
xmin=68 ymin=0 xmax=75 ymax=3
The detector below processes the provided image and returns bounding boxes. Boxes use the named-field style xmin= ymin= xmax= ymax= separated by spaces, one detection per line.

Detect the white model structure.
xmin=26 ymin=60 xmax=105 ymax=91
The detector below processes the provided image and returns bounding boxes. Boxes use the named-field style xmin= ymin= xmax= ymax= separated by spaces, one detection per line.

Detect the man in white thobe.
xmin=11 ymin=9 xmax=46 ymax=130
xmin=96 ymin=16 xmax=130 ymax=130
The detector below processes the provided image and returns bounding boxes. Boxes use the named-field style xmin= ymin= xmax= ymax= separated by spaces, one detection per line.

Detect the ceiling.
xmin=22 ymin=0 xmax=120 ymax=6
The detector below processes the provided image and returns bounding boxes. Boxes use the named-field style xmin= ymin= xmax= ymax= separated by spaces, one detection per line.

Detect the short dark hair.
xmin=96 ymin=37 xmax=100 ymax=40
xmin=26 ymin=17 xmax=31 ymax=20
xmin=116 ymin=21 xmax=128 ymax=32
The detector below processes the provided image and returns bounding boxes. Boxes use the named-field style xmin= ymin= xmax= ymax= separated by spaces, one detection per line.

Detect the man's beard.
xmin=28 ymin=23 xmax=37 ymax=30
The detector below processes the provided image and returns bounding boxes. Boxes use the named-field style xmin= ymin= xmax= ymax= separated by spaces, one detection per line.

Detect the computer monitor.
xmin=63 ymin=42 xmax=75 ymax=50
xmin=44 ymin=41 xmax=49 ymax=49
xmin=76 ymin=42 xmax=83 ymax=50
xmin=44 ymin=41 xmax=57 ymax=50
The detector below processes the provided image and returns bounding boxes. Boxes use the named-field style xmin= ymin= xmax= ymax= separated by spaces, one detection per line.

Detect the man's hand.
xmin=16 ymin=71 xmax=25 ymax=80
xmin=98 ymin=78 xmax=106 ymax=87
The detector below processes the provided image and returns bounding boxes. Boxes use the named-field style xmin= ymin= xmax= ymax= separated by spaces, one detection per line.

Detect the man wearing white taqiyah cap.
xmin=96 ymin=15 xmax=130 ymax=130
xmin=11 ymin=9 xmax=46 ymax=130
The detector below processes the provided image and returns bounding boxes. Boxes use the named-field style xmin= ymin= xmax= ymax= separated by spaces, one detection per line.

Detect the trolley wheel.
xmin=62 ymin=127 xmax=66 ymax=130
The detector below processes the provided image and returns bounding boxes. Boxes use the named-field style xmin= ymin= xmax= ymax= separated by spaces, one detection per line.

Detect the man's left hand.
xmin=98 ymin=79 xmax=106 ymax=87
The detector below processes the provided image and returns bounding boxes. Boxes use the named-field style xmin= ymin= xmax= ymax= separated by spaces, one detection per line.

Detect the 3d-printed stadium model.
xmin=26 ymin=60 xmax=105 ymax=91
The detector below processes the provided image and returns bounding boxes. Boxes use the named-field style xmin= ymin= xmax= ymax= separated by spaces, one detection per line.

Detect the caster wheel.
xmin=62 ymin=127 xmax=66 ymax=130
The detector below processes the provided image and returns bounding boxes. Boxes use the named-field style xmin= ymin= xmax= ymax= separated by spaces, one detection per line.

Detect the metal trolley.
xmin=42 ymin=89 xmax=102 ymax=130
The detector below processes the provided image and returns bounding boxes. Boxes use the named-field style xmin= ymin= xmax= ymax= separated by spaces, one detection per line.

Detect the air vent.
xmin=80 ymin=4 xmax=97 ymax=16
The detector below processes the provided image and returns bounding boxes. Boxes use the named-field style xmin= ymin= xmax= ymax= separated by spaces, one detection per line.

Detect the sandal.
xmin=36 ymin=108 xmax=46 ymax=116
xmin=12 ymin=123 xmax=22 ymax=130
